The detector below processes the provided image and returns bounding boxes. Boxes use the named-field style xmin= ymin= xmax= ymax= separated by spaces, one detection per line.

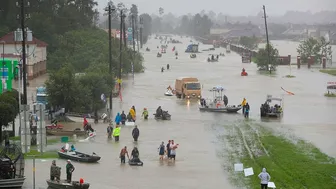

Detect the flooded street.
xmin=23 ymin=36 xmax=336 ymax=188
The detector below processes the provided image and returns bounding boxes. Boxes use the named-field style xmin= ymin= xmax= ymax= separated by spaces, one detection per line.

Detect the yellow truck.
xmin=174 ymin=77 xmax=201 ymax=99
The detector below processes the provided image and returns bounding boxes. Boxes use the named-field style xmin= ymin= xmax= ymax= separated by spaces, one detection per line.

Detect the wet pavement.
xmin=22 ymin=37 xmax=336 ymax=188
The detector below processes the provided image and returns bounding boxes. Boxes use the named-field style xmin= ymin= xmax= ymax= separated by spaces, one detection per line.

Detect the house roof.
xmin=0 ymin=53 xmax=21 ymax=58
xmin=223 ymin=28 xmax=261 ymax=38
xmin=0 ymin=32 xmax=48 ymax=47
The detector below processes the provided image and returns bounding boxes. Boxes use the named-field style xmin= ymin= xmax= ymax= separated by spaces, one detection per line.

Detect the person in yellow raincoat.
xmin=241 ymin=98 xmax=247 ymax=113
xmin=129 ymin=108 xmax=136 ymax=122
xmin=113 ymin=125 xmax=120 ymax=142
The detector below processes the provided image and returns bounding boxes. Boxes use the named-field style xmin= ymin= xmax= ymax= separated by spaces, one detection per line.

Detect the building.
xmin=104 ymin=29 xmax=117 ymax=38
xmin=0 ymin=31 xmax=48 ymax=79
xmin=282 ymin=24 xmax=308 ymax=38
xmin=211 ymin=23 xmax=261 ymax=39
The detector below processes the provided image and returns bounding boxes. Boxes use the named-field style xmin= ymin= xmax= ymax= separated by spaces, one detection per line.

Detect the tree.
xmin=297 ymin=37 xmax=332 ymax=64
xmin=297 ymin=37 xmax=321 ymax=64
xmin=0 ymin=94 xmax=18 ymax=142
xmin=255 ymin=44 xmax=280 ymax=70
xmin=139 ymin=13 xmax=152 ymax=44
xmin=159 ymin=7 xmax=164 ymax=16
xmin=175 ymin=13 xmax=212 ymax=36
xmin=46 ymin=63 xmax=116 ymax=114
xmin=77 ymin=71 xmax=113 ymax=117
xmin=152 ymin=16 xmax=162 ymax=33
xmin=45 ymin=65 xmax=81 ymax=112
xmin=117 ymin=2 xmax=128 ymax=16
xmin=207 ymin=11 xmax=217 ymax=21
xmin=239 ymin=36 xmax=259 ymax=49
xmin=320 ymin=37 xmax=332 ymax=63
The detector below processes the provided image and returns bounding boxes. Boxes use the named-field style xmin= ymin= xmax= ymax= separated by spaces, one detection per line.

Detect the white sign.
xmin=327 ymin=82 xmax=336 ymax=94
xmin=268 ymin=182 xmax=276 ymax=188
xmin=244 ymin=167 xmax=254 ymax=176
xmin=234 ymin=163 xmax=244 ymax=172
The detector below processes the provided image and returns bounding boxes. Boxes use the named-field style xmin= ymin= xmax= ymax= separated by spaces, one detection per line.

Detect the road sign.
xmin=128 ymin=27 xmax=133 ymax=41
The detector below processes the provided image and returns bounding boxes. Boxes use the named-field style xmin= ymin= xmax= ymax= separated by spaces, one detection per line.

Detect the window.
xmin=186 ymin=83 xmax=201 ymax=90
xmin=36 ymin=96 xmax=47 ymax=103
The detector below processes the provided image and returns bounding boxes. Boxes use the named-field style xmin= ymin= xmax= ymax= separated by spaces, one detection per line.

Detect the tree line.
xmin=101 ymin=7 xmax=213 ymax=38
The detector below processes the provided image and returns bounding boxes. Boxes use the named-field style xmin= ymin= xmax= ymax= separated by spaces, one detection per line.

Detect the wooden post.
xmin=322 ymin=57 xmax=326 ymax=69
xmin=297 ymin=56 xmax=301 ymax=69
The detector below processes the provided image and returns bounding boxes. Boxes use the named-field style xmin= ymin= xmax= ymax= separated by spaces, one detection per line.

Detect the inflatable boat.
xmin=129 ymin=160 xmax=143 ymax=166
xmin=241 ymin=72 xmax=248 ymax=76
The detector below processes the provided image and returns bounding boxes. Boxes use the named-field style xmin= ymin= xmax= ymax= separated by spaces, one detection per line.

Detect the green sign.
xmin=0 ymin=59 xmax=19 ymax=94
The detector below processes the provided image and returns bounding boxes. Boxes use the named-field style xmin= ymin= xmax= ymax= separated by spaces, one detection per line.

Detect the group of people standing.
xmin=50 ymin=159 xmax=75 ymax=183
xmin=158 ymin=140 xmax=179 ymax=161
xmin=114 ymin=106 xmax=137 ymax=125
xmin=114 ymin=106 xmax=149 ymax=124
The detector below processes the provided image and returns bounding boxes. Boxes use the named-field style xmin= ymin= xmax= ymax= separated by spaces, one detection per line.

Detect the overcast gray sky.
xmin=96 ymin=0 xmax=336 ymax=16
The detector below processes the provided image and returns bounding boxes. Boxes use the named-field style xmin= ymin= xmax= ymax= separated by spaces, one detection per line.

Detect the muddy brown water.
xmin=22 ymin=37 xmax=336 ymax=189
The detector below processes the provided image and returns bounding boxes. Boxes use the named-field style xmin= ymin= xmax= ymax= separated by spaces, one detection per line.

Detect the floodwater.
xmin=22 ymin=37 xmax=336 ymax=188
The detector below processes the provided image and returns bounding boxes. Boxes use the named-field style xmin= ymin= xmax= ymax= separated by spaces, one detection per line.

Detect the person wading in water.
xmin=166 ymin=140 xmax=171 ymax=159
xmin=107 ymin=124 xmax=113 ymax=139
xmin=132 ymin=125 xmax=140 ymax=142
xmin=120 ymin=111 xmax=126 ymax=125
xmin=113 ymin=125 xmax=120 ymax=142
xmin=158 ymin=142 xmax=165 ymax=160
xmin=120 ymin=146 xmax=129 ymax=164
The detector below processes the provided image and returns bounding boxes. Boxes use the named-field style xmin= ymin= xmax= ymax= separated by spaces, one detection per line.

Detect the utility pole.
xmin=139 ymin=17 xmax=143 ymax=48
xmin=19 ymin=0 xmax=28 ymax=104
xmin=262 ymin=5 xmax=272 ymax=74
xmin=131 ymin=14 xmax=136 ymax=80
xmin=119 ymin=10 xmax=124 ymax=93
xmin=122 ymin=13 xmax=127 ymax=48
xmin=136 ymin=17 xmax=140 ymax=52
xmin=131 ymin=15 xmax=136 ymax=52
xmin=104 ymin=4 xmax=115 ymax=121
xmin=17 ymin=0 xmax=31 ymax=153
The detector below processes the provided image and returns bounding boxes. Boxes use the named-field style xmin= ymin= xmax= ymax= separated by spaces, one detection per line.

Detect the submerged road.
xmin=23 ymin=36 xmax=336 ymax=189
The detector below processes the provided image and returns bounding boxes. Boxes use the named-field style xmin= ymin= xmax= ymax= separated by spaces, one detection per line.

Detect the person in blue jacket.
xmin=115 ymin=113 xmax=121 ymax=125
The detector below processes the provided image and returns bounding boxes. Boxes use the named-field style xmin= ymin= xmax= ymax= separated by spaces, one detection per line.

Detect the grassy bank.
xmin=325 ymin=93 xmax=336 ymax=97
xmin=285 ymin=74 xmax=296 ymax=78
xmin=221 ymin=122 xmax=336 ymax=189
xmin=320 ymin=69 xmax=336 ymax=76
xmin=24 ymin=150 xmax=58 ymax=159
xmin=9 ymin=137 xmax=73 ymax=145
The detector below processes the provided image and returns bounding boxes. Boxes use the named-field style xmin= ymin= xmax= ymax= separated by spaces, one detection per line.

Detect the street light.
xmin=139 ymin=17 xmax=144 ymax=49
xmin=104 ymin=4 xmax=116 ymax=122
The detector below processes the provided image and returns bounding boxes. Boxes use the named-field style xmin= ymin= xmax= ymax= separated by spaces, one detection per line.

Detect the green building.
xmin=0 ymin=58 xmax=19 ymax=93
